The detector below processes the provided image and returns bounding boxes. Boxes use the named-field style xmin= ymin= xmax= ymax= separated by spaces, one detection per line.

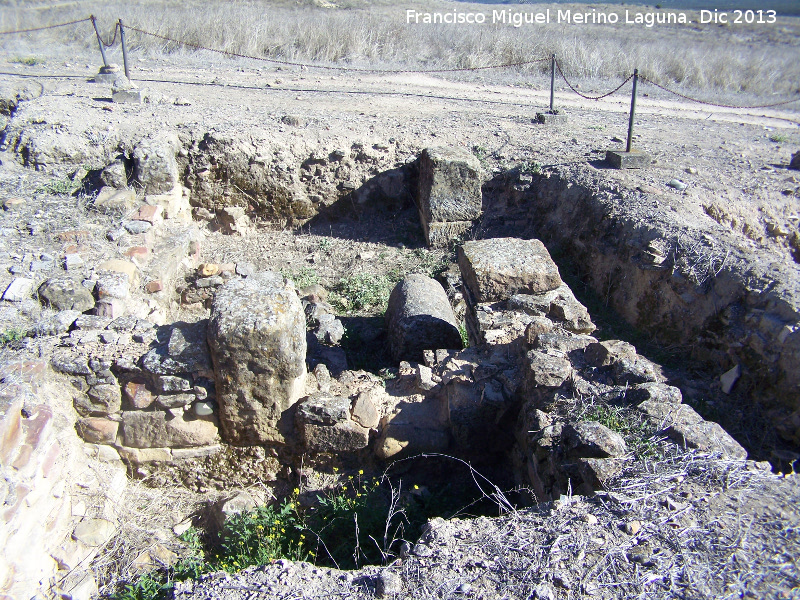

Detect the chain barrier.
xmin=0 ymin=17 xmax=92 ymax=36
xmin=127 ymin=25 xmax=549 ymax=74
xmin=639 ymin=74 xmax=799 ymax=110
xmin=0 ymin=17 xmax=797 ymax=112
xmin=99 ymin=22 xmax=120 ymax=48
xmin=555 ymin=59 xmax=633 ymax=101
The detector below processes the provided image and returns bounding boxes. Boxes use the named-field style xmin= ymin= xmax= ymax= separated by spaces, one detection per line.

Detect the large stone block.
xmin=417 ymin=147 xmax=482 ymax=247
xmin=120 ymin=410 xmax=219 ymax=448
xmin=133 ymin=133 xmax=180 ymax=194
xmin=386 ymin=275 xmax=462 ymax=364
xmin=207 ymin=272 xmax=306 ymax=444
xmin=417 ymin=147 xmax=482 ymax=223
xmin=38 ymin=278 xmax=95 ymax=312
xmin=564 ymin=421 xmax=627 ymax=458
xmin=458 ymin=238 xmax=562 ymax=303
xmin=375 ymin=395 xmax=450 ymax=460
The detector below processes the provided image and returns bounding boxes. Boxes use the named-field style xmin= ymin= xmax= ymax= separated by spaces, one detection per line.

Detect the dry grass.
xmin=89 ymin=477 xmax=215 ymax=596
xmin=394 ymin=450 xmax=798 ymax=600
xmin=0 ymin=0 xmax=799 ymax=97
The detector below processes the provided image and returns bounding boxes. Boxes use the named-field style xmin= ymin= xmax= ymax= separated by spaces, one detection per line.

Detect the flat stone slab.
xmin=458 ymin=238 xmax=563 ymax=302
xmin=2 ymin=277 xmax=34 ymax=302
xmin=606 ymin=150 xmax=652 ymax=169
xmin=535 ymin=112 xmax=567 ymax=125
xmin=423 ymin=220 xmax=473 ymax=248
xmin=112 ymin=89 xmax=146 ymax=104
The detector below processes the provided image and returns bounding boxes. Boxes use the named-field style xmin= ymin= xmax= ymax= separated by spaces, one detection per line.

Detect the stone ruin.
xmin=0 ymin=142 xmax=753 ymax=599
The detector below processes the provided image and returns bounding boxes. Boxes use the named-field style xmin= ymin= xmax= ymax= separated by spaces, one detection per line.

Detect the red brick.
xmin=145 ymin=280 xmax=163 ymax=294
xmin=134 ymin=204 xmax=162 ymax=224
xmin=124 ymin=246 xmax=150 ymax=260
xmin=56 ymin=230 xmax=90 ymax=243
xmin=11 ymin=444 xmax=32 ymax=470
xmin=123 ymin=382 xmax=155 ymax=409
xmin=76 ymin=418 xmax=119 ymax=444
xmin=41 ymin=440 xmax=61 ymax=479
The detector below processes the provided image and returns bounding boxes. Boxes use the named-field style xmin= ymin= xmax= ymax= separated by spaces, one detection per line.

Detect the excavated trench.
xmin=126 ymin=142 xmax=799 ymax=500
xmin=95 ymin=144 xmax=798 ymax=576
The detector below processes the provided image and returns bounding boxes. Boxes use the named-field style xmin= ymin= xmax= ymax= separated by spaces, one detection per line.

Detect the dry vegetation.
xmin=0 ymin=0 xmax=799 ymax=98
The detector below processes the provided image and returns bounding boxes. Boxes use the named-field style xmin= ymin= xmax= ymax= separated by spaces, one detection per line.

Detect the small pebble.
xmin=194 ymin=401 xmax=214 ymax=417
xmin=667 ymin=179 xmax=687 ymax=191
xmin=107 ymin=228 xmax=126 ymax=241
xmin=624 ymin=520 xmax=642 ymax=535
xmin=124 ymin=220 xmax=152 ymax=235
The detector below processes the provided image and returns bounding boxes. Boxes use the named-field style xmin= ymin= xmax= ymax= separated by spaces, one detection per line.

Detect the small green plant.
xmin=583 ymin=403 xmax=660 ymax=459
xmin=35 ymin=177 xmax=79 ymax=196
xmin=10 ymin=56 xmax=44 ymax=66
xmin=216 ymin=492 xmax=308 ymax=570
xmin=458 ymin=323 xmax=469 ymax=348
xmin=769 ymin=133 xmax=789 ymax=143
xmin=584 ymin=404 xmax=627 ymax=432
xmin=406 ymin=247 xmax=448 ymax=279
xmin=471 ymin=145 xmax=488 ymax=161
xmin=0 ymin=328 xmax=27 ymax=345
xmin=318 ymin=238 xmax=334 ymax=255
xmin=330 ymin=272 xmax=393 ymax=313
xmin=519 ymin=161 xmax=542 ymax=176
xmin=281 ymin=267 xmax=320 ymax=290
xmin=111 ymin=572 xmax=165 ymax=600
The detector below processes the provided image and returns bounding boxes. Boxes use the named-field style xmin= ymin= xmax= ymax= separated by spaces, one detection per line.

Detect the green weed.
xmin=471 ymin=145 xmax=488 ymax=161
xmin=318 ymin=238 xmax=333 ymax=255
xmin=406 ymin=247 xmax=448 ymax=279
xmin=110 ymin=471 xmax=492 ymax=600
xmin=330 ymin=272 xmax=393 ymax=313
xmin=111 ymin=572 xmax=165 ymax=600
xmin=0 ymin=328 xmax=27 ymax=345
xmin=769 ymin=133 xmax=789 ymax=143
xmin=34 ymin=177 xmax=79 ymax=196
xmin=584 ymin=404 xmax=627 ymax=432
xmin=215 ymin=493 xmax=308 ymax=569
xmin=583 ymin=403 xmax=661 ymax=460
xmin=459 ymin=323 xmax=469 ymax=348
xmin=10 ymin=56 xmax=44 ymax=66
xmin=281 ymin=267 xmax=320 ymax=290
xmin=519 ymin=161 xmax=542 ymax=176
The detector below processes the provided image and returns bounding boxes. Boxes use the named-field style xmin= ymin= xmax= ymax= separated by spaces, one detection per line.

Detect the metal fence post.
xmin=119 ymin=19 xmax=130 ymax=80
xmin=90 ymin=16 xmax=109 ymax=67
xmin=626 ymin=68 xmax=639 ymax=153
xmin=549 ymin=54 xmax=556 ymax=112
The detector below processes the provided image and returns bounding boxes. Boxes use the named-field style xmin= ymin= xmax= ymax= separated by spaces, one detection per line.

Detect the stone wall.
xmin=481 ymin=165 xmax=800 ymax=445
xmin=1 ymin=361 xmax=127 ymax=599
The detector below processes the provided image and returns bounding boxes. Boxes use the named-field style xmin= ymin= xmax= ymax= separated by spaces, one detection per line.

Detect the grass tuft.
xmin=0 ymin=328 xmax=27 ymax=346
xmin=10 ymin=56 xmax=44 ymax=66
